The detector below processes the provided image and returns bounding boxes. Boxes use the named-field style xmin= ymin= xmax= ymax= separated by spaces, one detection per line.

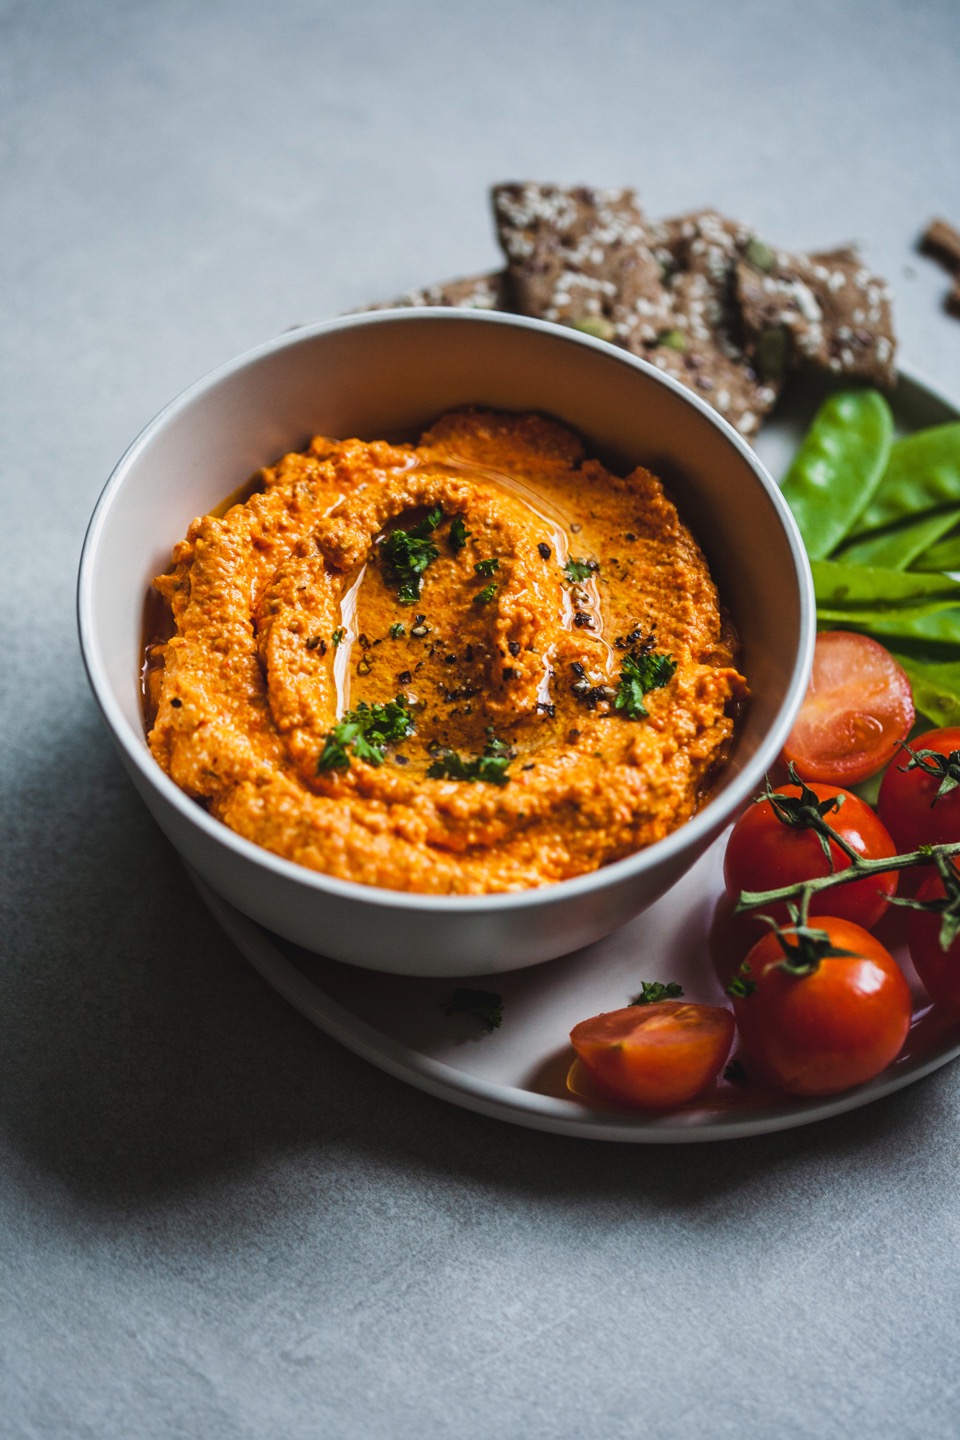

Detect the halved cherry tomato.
xmin=569 ymin=1001 xmax=734 ymax=1109
xmin=731 ymin=918 xmax=912 ymax=1096
xmin=784 ymin=631 xmax=914 ymax=785
xmin=877 ymin=727 xmax=960 ymax=853
xmin=908 ymin=863 xmax=960 ymax=1010
xmin=723 ymin=781 xmax=898 ymax=930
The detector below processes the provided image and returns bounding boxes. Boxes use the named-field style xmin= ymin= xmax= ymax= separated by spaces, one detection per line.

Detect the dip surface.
xmin=146 ymin=409 xmax=747 ymax=894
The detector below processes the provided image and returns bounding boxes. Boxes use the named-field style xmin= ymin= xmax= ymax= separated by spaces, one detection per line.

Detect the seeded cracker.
xmin=491 ymin=182 xmax=672 ymax=350
xmin=645 ymin=209 xmax=783 ymax=437
xmin=359 ymin=270 xmax=515 ymax=312
xmin=735 ymin=245 xmax=896 ymax=387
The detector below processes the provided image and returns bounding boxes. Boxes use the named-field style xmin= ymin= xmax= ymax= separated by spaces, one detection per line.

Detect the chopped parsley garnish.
xmin=331 ymin=627 xmax=345 ymax=648
xmin=427 ymin=731 xmax=514 ymax=786
xmin=443 ymin=987 xmax=504 ymax=1032
xmin=382 ymin=506 xmax=444 ymax=605
xmin=474 ymin=582 xmax=498 ymax=605
xmin=388 ymin=622 xmax=406 ymax=639
xmin=630 ymin=981 xmax=684 ymax=1006
xmin=449 ymin=515 xmax=471 ymax=552
xmin=563 ymin=557 xmax=598 ymax=584
xmin=317 ymin=696 xmax=414 ymax=772
xmin=614 ymin=648 xmax=677 ymax=720
xmin=474 ymin=557 xmax=500 ymax=578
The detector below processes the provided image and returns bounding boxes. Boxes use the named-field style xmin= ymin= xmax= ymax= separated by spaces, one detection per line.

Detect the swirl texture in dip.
xmin=145 ymin=409 xmax=747 ymax=894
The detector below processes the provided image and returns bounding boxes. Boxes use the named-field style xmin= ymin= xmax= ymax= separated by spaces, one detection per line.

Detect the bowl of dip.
xmin=78 ymin=309 xmax=814 ymax=975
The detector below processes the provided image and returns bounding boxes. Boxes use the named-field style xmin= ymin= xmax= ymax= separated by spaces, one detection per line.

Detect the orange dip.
xmin=144 ymin=409 xmax=746 ymax=893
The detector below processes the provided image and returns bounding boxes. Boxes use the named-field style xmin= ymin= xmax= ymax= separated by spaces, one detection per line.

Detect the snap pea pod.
xmin=835 ymin=507 xmax=960 ymax=570
xmin=780 ymin=390 xmax=893 ymax=559
xmin=889 ymin=653 xmax=960 ymax=727
xmin=848 ymin=422 xmax=960 ymax=537
xmin=811 ymin=558 xmax=960 ymax=623
xmin=911 ymin=523 xmax=960 ymax=573
xmin=836 ymin=606 xmax=960 ymax=650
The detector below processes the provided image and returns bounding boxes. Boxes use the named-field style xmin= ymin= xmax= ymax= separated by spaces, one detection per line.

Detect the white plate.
xmin=194 ymin=367 xmax=960 ymax=1142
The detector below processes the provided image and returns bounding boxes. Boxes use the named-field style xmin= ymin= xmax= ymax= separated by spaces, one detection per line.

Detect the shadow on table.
xmin=2 ymin=710 xmax=950 ymax=1221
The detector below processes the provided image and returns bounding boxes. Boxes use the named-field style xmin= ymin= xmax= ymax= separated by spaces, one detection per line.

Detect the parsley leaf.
xmin=630 ymin=981 xmax=685 ymax=1006
xmin=614 ymin=648 xmax=677 ymax=720
xmin=388 ymin=622 xmax=405 ymax=639
xmin=474 ymin=582 xmax=498 ymax=605
xmin=449 ymin=515 xmax=471 ymax=552
xmin=382 ymin=507 xmax=444 ymax=605
xmin=563 ymin=557 xmax=598 ymax=583
xmin=443 ymin=987 xmax=504 ymax=1032
xmin=427 ymin=730 xmax=514 ymax=786
xmin=331 ymin=627 xmax=345 ymax=648
xmin=474 ymin=557 xmax=500 ymax=578
xmin=317 ymin=696 xmax=415 ymax=772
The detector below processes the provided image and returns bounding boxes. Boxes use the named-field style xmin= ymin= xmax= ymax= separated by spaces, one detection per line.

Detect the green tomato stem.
xmin=735 ymin=840 xmax=960 ymax=916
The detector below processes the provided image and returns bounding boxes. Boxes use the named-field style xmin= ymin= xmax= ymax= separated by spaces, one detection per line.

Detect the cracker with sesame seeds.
xmin=358 ymin=270 xmax=515 ymax=313
xmin=649 ymin=208 xmax=753 ymax=278
xmin=491 ymin=182 xmax=672 ymax=350
xmin=735 ymin=245 xmax=896 ymax=388
xmin=645 ymin=209 xmax=784 ymax=437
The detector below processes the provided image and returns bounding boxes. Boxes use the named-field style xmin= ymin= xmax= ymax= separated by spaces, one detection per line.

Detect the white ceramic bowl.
xmin=78 ymin=309 xmax=814 ymax=976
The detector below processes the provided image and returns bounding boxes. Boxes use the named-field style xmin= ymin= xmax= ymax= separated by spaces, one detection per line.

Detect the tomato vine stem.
xmin=736 ymin=841 xmax=960 ymax=923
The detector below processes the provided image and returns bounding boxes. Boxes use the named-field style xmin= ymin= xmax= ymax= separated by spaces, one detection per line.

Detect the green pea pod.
xmin=910 ymin=523 xmax=960 ymax=573
xmin=890 ymin=653 xmax=960 ymax=727
xmin=811 ymin=558 xmax=960 ymax=622
xmin=836 ymin=507 xmax=960 ymax=571
xmin=850 ymin=423 xmax=960 ymax=536
xmin=780 ymin=390 xmax=893 ymax=559
xmin=838 ymin=606 xmax=960 ymax=650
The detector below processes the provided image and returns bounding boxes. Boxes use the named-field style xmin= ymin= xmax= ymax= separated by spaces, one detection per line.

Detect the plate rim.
xmin=193 ymin=872 xmax=960 ymax=1144
xmin=194 ymin=363 xmax=960 ymax=1143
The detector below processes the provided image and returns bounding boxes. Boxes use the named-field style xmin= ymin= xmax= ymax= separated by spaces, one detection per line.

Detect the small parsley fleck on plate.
xmin=630 ymin=981 xmax=685 ymax=1006
xmin=443 ymin=987 xmax=504 ymax=1032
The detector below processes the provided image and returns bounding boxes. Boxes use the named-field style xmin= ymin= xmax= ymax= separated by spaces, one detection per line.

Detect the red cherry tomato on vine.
xmin=731 ymin=918 xmax=912 ymax=1096
xmin=784 ymin=631 xmax=914 ymax=785
xmin=723 ymin=781 xmax=898 ymax=930
xmin=877 ymin=727 xmax=960 ymax=853
xmin=569 ymin=1002 xmax=734 ymax=1109
xmin=908 ymin=863 xmax=960 ymax=1011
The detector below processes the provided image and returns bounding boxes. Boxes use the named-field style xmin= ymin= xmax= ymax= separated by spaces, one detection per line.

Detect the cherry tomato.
xmin=731 ymin=918 xmax=912 ymax=1096
xmin=877 ymin=727 xmax=960 ymax=853
xmin=569 ymin=1001 xmax=734 ymax=1109
xmin=784 ymin=631 xmax=914 ymax=785
xmin=908 ymin=864 xmax=960 ymax=1010
xmin=723 ymin=781 xmax=898 ymax=930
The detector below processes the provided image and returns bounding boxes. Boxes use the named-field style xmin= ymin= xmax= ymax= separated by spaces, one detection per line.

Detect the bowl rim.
xmin=77 ymin=306 xmax=816 ymax=913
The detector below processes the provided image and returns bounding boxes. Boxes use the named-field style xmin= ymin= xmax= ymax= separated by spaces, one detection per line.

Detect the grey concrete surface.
xmin=3 ymin=1 xmax=960 ymax=1436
